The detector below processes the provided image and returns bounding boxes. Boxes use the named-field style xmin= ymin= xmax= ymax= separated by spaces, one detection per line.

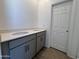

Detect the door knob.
xmin=66 ymin=30 xmax=69 ymax=32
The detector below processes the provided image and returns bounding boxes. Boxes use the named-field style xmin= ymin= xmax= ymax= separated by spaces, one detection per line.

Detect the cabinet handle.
xmin=28 ymin=45 xmax=29 ymax=50
xmin=66 ymin=30 xmax=69 ymax=32
xmin=25 ymin=45 xmax=29 ymax=53
xmin=41 ymin=37 xmax=43 ymax=41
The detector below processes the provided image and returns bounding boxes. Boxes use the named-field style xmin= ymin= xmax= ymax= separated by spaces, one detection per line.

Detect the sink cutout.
xmin=33 ymin=30 xmax=39 ymax=31
xmin=12 ymin=32 xmax=28 ymax=35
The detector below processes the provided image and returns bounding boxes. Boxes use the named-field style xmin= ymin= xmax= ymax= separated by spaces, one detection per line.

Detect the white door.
xmin=51 ymin=1 xmax=72 ymax=52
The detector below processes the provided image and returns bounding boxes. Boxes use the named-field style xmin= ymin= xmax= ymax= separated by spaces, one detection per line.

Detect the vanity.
xmin=0 ymin=29 xmax=46 ymax=59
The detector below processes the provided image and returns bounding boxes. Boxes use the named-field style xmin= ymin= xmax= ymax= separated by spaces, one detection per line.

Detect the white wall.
xmin=38 ymin=0 xmax=51 ymax=47
xmin=0 ymin=0 xmax=38 ymax=30
xmin=72 ymin=0 xmax=79 ymax=58
xmin=0 ymin=0 xmax=38 ymax=59
xmin=66 ymin=0 xmax=79 ymax=59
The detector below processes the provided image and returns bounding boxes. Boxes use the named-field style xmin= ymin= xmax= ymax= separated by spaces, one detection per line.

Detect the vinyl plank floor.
xmin=33 ymin=48 xmax=72 ymax=59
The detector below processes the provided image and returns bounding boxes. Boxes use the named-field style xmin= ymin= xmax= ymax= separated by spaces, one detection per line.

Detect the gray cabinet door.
xmin=29 ymin=38 xmax=36 ymax=57
xmin=10 ymin=43 xmax=31 ymax=59
xmin=37 ymin=35 xmax=45 ymax=53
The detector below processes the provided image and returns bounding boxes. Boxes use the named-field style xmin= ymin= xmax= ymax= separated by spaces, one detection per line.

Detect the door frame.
xmin=50 ymin=0 xmax=73 ymax=52
xmin=50 ymin=0 xmax=79 ymax=59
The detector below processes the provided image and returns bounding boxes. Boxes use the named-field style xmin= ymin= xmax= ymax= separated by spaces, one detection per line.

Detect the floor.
xmin=33 ymin=48 xmax=72 ymax=59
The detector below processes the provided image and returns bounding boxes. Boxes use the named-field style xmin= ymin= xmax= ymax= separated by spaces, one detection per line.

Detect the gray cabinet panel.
xmin=1 ymin=42 xmax=10 ymax=59
xmin=9 ymin=34 xmax=36 ymax=49
xmin=37 ymin=31 xmax=46 ymax=53
xmin=29 ymin=38 xmax=36 ymax=57
xmin=37 ymin=36 xmax=42 ymax=52
xmin=10 ymin=43 xmax=31 ymax=59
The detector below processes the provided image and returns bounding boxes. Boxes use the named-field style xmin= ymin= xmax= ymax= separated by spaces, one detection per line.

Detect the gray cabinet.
xmin=9 ymin=35 xmax=36 ymax=59
xmin=1 ymin=34 xmax=36 ymax=59
xmin=10 ymin=43 xmax=31 ymax=59
xmin=10 ymin=37 xmax=37 ymax=59
xmin=1 ymin=31 xmax=46 ymax=59
xmin=37 ymin=31 xmax=46 ymax=53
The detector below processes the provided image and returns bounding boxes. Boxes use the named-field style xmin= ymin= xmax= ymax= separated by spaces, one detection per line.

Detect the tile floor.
xmin=33 ymin=48 xmax=72 ymax=59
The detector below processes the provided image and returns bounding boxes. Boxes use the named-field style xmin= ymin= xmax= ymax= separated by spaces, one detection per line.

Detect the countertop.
xmin=0 ymin=29 xmax=46 ymax=43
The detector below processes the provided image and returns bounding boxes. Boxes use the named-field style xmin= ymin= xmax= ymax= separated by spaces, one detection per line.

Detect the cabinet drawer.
xmin=9 ymin=34 xmax=36 ymax=49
